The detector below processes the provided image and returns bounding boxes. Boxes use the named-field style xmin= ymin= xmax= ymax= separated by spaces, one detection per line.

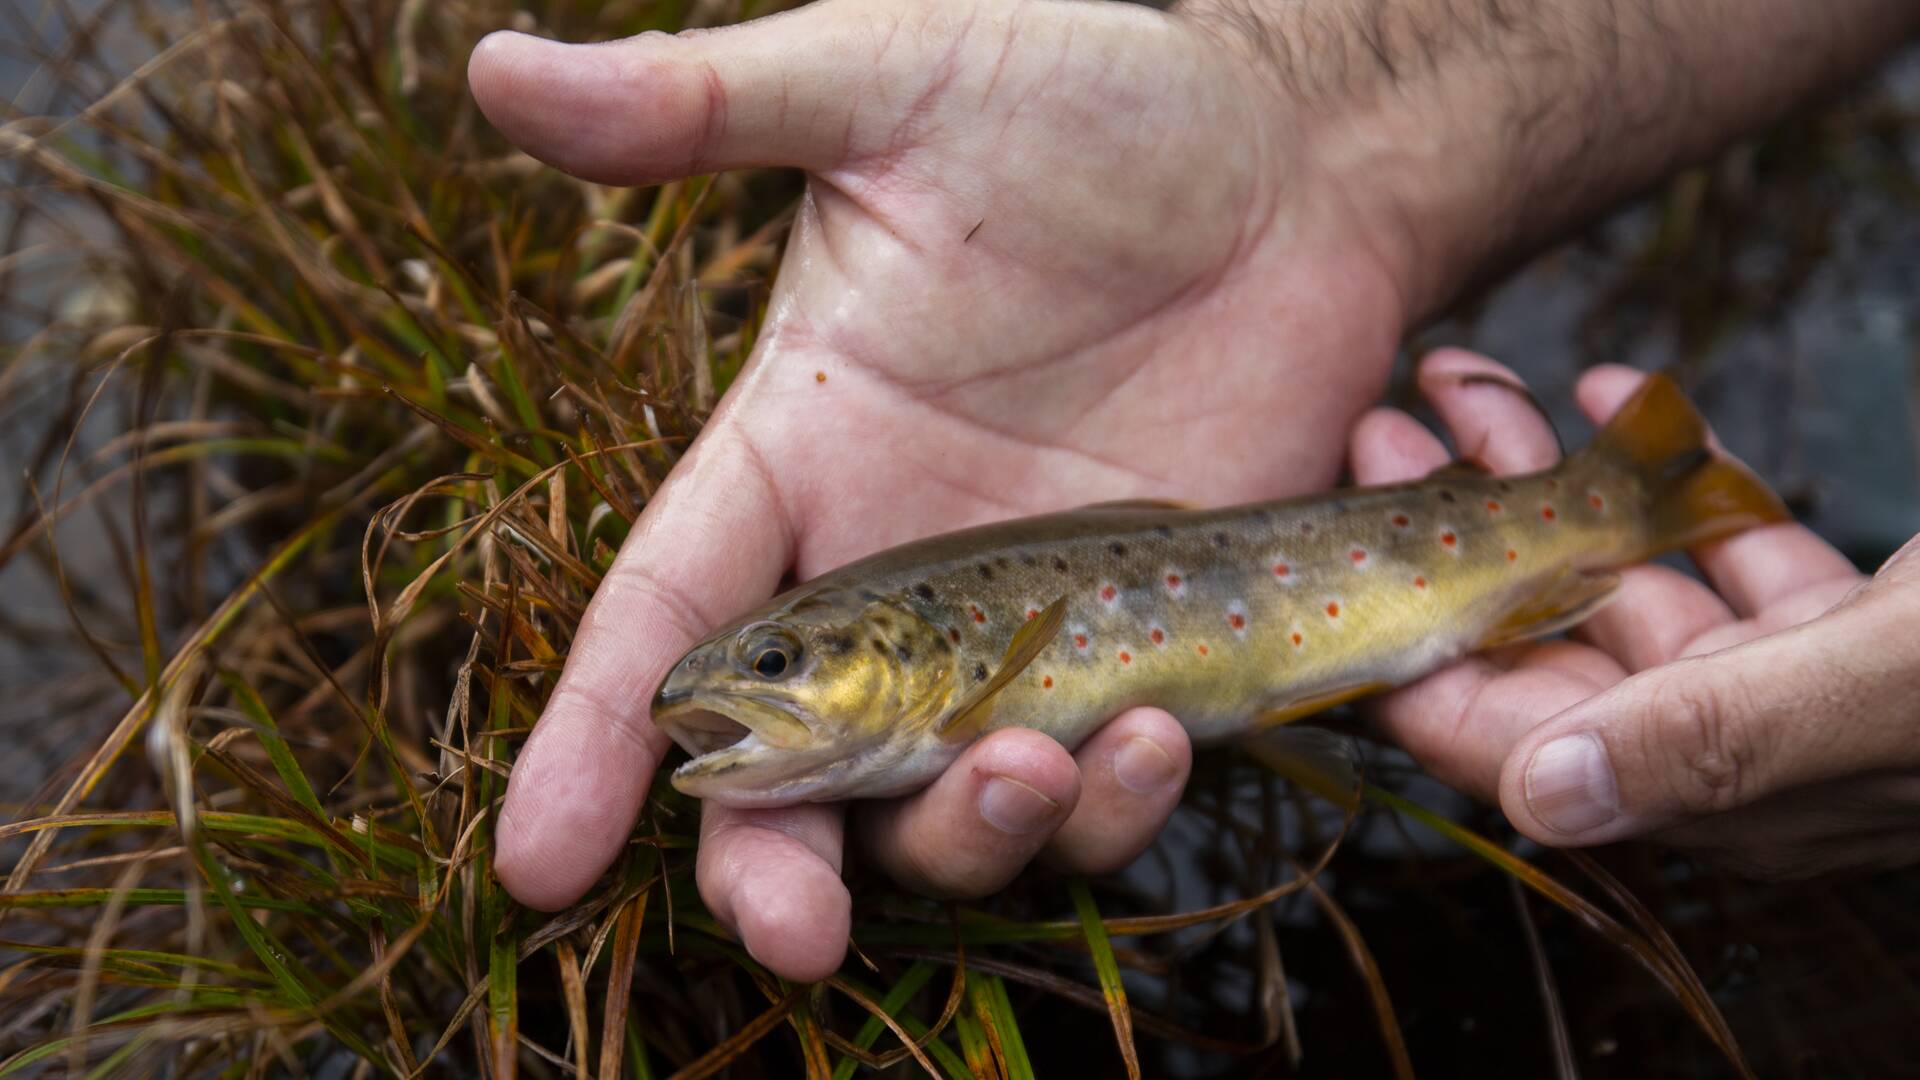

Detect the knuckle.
xmin=1642 ymin=674 xmax=1760 ymax=818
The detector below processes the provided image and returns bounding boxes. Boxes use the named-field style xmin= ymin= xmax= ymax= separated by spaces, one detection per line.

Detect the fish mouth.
xmin=650 ymin=690 xmax=839 ymax=805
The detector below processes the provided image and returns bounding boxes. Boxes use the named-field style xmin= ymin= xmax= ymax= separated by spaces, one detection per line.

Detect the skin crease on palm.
xmin=467 ymin=0 xmax=1920 ymax=980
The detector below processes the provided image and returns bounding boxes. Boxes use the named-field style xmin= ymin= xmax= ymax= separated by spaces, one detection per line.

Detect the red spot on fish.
xmin=1100 ymin=584 xmax=1117 ymax=603
xmin=1486 ymin=500 xmax=1503 ymax=514
xmin=948 ymin=628 xmax=961 ymax=644
xmin=1392 ymin=513 xmax=1411 ymax=528
xmin=1165 ymin=573 xmax=1182 ymax=589
xmin=1197 ymin=644 xmax=1210 ymax=657
xmin=1150 ymin=627 xmax=1165 ymax=645
xmin=1074 ymin=634 xmax=1089 ymax=649
xmin=1413 ymin=576 xmax=1427 ymax=589
xmin=1349 ymin=548 xmax=1368 ymax=564
xmin=1441 ymin=532 xmax=1458 ymax=547
xmin=1273 ymin=563 xmax=1291 ymax=578
xmin=1228 ymin=613 xmax=1246 ymax=630
xmin=1506 ymin=549 xmax=1519 ymax=561
xmin=1026 ymin=608 xmax=1039 ymax=621
xmin=1291 ymin=631 xmax=1304 ymax=646
xmin=1118 ymin=650 xmax=1132 ymax=665
xmin=1541 ymin=505 xmax=1557 ymax=521
xmin=969 ymin=604 xmax=985 ymax=624
xmin=1042 ymin=675 xmax=1053 ymax=689
xmin=1325 ymin=601 xmax=1340 ymax=618
xmin=1589 ymin=492 xmax=1606 ymax=511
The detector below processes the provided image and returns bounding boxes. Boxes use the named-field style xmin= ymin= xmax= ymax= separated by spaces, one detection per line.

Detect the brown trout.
xmin=651 ymin=375 xmax=1787 ymax=807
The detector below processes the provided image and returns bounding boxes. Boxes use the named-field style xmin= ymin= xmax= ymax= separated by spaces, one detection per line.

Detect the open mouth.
xmin=656 ymin=705 xmax=754 ymax=758
xmin=651 ymin=689 xmax=814 ymax=766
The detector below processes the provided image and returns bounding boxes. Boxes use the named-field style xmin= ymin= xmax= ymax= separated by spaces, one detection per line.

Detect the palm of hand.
xmin=721 ymin=1 xmax=1397 ymax=574
xmin=471 ymin=0 xmax=1403 ymax=981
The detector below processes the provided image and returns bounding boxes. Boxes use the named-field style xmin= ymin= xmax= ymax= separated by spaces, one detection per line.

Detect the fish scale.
xmin=650 ymin=376 xmax=1788 ymax=807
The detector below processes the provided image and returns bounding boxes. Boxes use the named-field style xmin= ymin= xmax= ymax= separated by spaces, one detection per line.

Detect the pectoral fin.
xmin=938 ymin=595 xmax=1068 ymax=737
xmin=1476 ymin=570 xmax=1621 ymax=650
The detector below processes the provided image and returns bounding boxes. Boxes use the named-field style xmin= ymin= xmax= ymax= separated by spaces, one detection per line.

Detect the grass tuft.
xmin=3 ymin=1 xmax=1912 ymax=1076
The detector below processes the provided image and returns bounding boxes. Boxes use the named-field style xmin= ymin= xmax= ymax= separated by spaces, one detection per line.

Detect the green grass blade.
xmin=1068 ymin=880 xmax=1139 ymax=1080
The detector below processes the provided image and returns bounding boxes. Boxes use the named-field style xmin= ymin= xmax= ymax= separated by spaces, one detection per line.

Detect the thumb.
xmin=1497 ymin=588 xmax=1919 ymax=846
xmin=468 ymin=4 xmax=879 ymax=185
xmin=494 ymin=418 xmax=793 ymax=909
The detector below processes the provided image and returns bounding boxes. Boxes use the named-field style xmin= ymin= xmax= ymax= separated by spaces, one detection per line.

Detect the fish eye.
xmin=736 ymin=623 xmax=802 ymax=680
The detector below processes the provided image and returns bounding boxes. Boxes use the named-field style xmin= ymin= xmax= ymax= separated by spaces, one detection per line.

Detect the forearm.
xmin=1185 ymin=0 xmax=1920 ymax=320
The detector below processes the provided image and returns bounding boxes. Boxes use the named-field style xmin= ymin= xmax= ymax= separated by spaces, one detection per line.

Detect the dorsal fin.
xmin=1075 ymin=498 xmax=1198 ymax=512
xmin=938 ymin=595 xmax=1068 ymax=737
xmin=1425 ymin=459 xmax=1492 ymax=479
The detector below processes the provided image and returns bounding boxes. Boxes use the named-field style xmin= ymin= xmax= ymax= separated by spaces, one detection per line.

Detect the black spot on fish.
xmin=895 ymin=644 xmax=913 ymax=662
xmin=1213 ymin=532 xmax=1230 ymax=549
xmin=1437 ymin=489 xmax=1457 ymax=503
xmin=871 ymin=638 xmax=889 ymax=654
xmin=912 ymin=582 xmax=935 ymax=601
xmin=1496 ymin=480 xmax=1513 ymax=493
xmin=933 ymin=635 xmax=952 ymax=653
xmin=1153 ymin=524 xmax=1174 ymax=539
xmin=1019 ymin=553 xmax=1038 ymax=567
xmin=1110 ymin=542 xmax=1128 ymax=558
xmin=995 ymin=556 xmax=1010 ymax=569
xmin=977 ymin=564 xmax=994 ymax=580
xmin=1053 ymin=557 xmax=1070 ymax=573
xmin=973 ymin=663 xmax=988 ymax=682
xmin=819 ymin=632 xmax=854 ymax=654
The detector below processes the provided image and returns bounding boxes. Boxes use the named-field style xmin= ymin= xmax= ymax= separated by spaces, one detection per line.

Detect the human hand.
xmin=469 ymin=0 xmax=1413 ymax=978
xmin=1350 ymin=349 xmax=1919 ymax=878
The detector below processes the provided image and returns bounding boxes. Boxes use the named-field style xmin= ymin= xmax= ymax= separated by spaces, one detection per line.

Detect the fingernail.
xmin=1524 ymin=734 xmax=1620 ymax=835
xmin=979 ymin=775 xmax=1060 ymax=835
xmin=1113 ymin=737 xmax=1177 ymax=795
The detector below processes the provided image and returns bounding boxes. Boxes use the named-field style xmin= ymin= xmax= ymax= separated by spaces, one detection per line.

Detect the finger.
xmin=1679 ymin=574 xmax=1862 ymax=657
xmin=1347 ymin=407 xmax=1451 ymax=485
xmin=1501 ymin=595 xmax=1920 ymax=845
xmin=495 ymin=421 xmax=793 ymax=910
xmin=1574 ymin=365 xmax=1859 ymax=617
xmin=1570 ymin=564 xmax=1735 ymax=672
xmin=856 ymin=729 xmax=1081 ymax=898
xmin=468 ymin=7 xmax=870 ymax=186
xmin=696 ymin=802 xmax=850 ymax=981
xmin=1044 ymin=709 xmax=1193 ymax=875
xmin=1416 ymin=348 xmax=1564 ymax=474
xmin=1368 ymin=654 xmax=1620 ymax=799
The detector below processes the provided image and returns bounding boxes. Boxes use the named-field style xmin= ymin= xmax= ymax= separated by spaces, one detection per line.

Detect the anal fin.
xmin=1476 ymin=570 xmax=1621 ymax=650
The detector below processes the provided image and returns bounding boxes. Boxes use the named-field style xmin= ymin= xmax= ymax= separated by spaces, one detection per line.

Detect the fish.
xmin=650 ymin=375 xmax=1787 ymax=808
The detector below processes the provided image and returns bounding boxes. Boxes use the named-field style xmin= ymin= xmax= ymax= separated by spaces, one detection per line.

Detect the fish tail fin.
xmin=1582 ymin=373 xmax=1789 ymax=557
